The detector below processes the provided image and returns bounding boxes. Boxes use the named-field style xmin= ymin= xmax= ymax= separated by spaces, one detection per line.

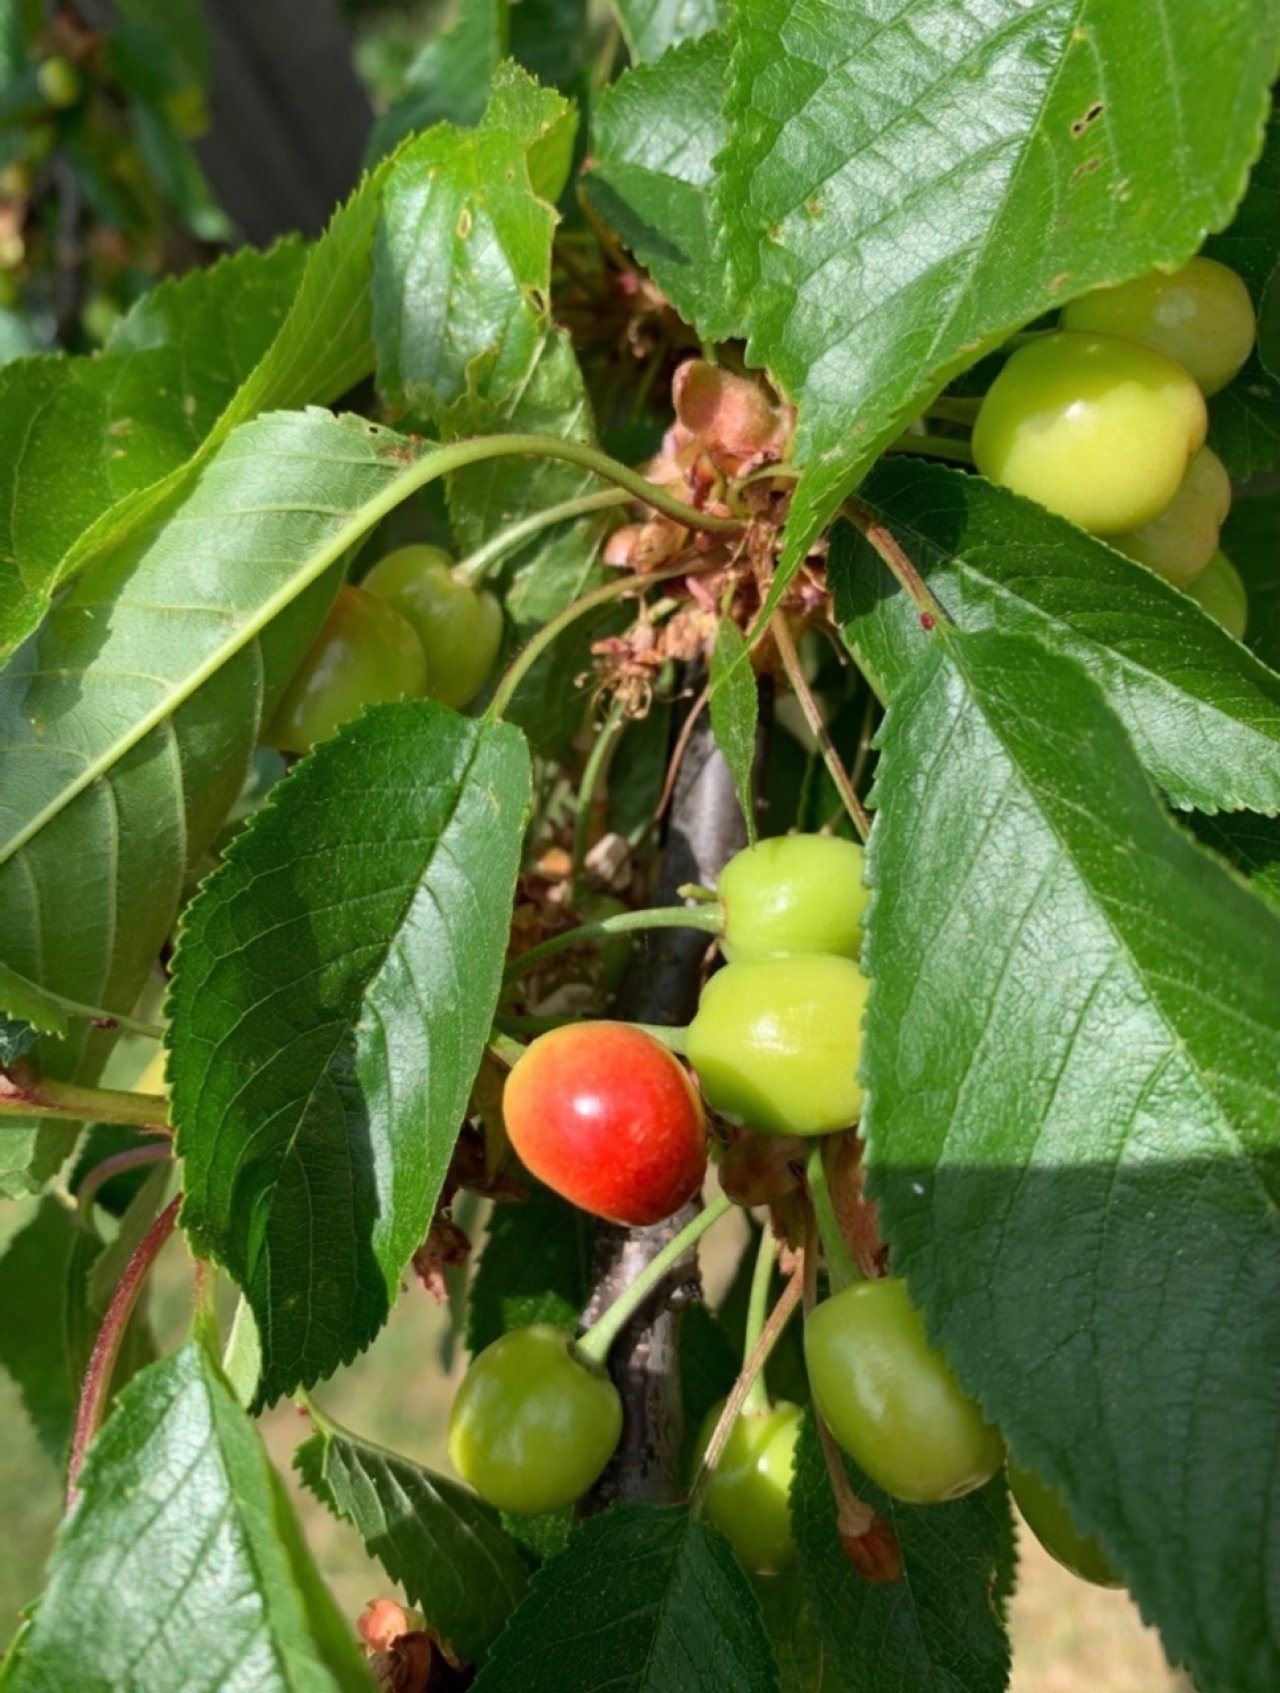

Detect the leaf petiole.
xmin=452 ymin=487 xmax=630 ymax=588
xmin=805 ymin=1141 xmax=860 ymax=1292
xmin=0 ymin=1068 xmax=170 ymax=1131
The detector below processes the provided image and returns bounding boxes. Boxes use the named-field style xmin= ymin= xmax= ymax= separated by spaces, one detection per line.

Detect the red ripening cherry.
xmin=503 ymin=1022 xmax=708 ymax=1226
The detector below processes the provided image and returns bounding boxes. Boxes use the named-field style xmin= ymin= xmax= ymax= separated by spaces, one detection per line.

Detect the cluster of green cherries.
xmin=448 ymin=834 xmax=1117 ymax=1588
xmin=263 ymin=545 xmax=503 ymax=752
xmin=973 ymin=256 xmax=1255 ymax=638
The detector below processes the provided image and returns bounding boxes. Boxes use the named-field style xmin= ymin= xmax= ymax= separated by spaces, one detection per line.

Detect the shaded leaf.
xmin=792 ymin=1414 xmax=1011 ymax=1693
xmin=474 ymin=1501 xmax=780 ymax=1693
xmin=1222 ymin=489 xmax=1280 ymax=675
xmin=467 ymin=1184 xmax=593 ymax=1354
xmin=863 ymin=629 xmax=1280 ymax=1691
xmin=297 ymin=1415 xmax=528 ymax=1664
xmin=1185 ymin=809 xmax=1280 ymax=911
xmin=170 ymin=701 xmax=531 ymax=1404
xmin=833 ymin=458 xmax=1280 ymax=813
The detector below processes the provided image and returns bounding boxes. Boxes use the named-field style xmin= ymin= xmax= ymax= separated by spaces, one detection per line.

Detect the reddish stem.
xmin=75 ymin=1140 xmax=172 ymax=1223
xmin=844 ymin=498 xmax=947 ymax=628
xmin=66 ymin=1194 xmax=180 ymax=1509
xmin=691 ymin=1259 xmax=805 ymax=1496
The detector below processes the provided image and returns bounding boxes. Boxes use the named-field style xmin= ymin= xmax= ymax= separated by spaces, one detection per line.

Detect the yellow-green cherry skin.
xmin=803 ymin=1278 xmax=1003 ymax=1504
xmin=448 ymin=1324 xmax=622 ymax=1514
xmin=972 ymin=331 xmax=1207 ymax=535
xmin=1062 ymin=257 xmax=1256 ymax=395
xmin=1186 ymin=550 xmax=1248 ymax=640
xmin=1111 ymin=446 xmax=1232 ymax=586
xmin=363 ymin=544 xmax=504 ymax=709
xmin=264 ymin=584 xmax=427 ymax=755
xmin=694 ymin=1399 xmax=803 ymax=1574
xmin=718 ymin=834 xmax=869 ymax=962
xmin=1008 ymin=1461 xmax=1122 ymax=1588
xmin=687 ymin=955 xmax=869 ymax=1136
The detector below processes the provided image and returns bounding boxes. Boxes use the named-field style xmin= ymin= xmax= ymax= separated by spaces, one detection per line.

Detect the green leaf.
xmin=862 ymin=629 xmax=1280 ymax=1692
xmin=833 ymin=459 xmax=1280 ymax=814
xmin=1223 ymin=489 xmax=1280 ymax=674
xmin=1206 ymin=101 xmax=1280 ymax=379
xmin=296 ymin=1416 xmax=528 ymax=1663
xmin=7 ymin=1344 xmax=370 ymax=1693
xmin=366 ymin=0 xmax=506 ymax=161
xmin=718 ymin=0 xmax=1280 ymax=586
xmin=0 ymin=408 xmax=415 ymax=1194
xmin=467 ymin=1183 xmax=593 ymax=1353
xmin=1185 ymin=809 xmax=1280 ymax=912
xmin=0 ymin=1198 xmax=79 ymax=1462
xmin=611 ymin=0 xmax=724 ymax=63
xmin=373 ymin=64 xmax=572 ymax=422
xmin=449 ymin=332 xmax=613 ymax=757
xmin=170 ymin=700 xmax=531 ymax=1405
xmin=0 ymin=962 xmax=69 ymax=1039
xmin=1207 ymin=360 xmax=1280 ymax=480
xmin=791 ymin=1414 xmax=1011 ymax=1693
xmin=754 ymin=1570 xmax=846 ymax=1693
xmin=0 ymin=240 xmax=307 ymax=657
xmin=586 ymin=33 xmax=733 ymax=338
xmin=473 ymin=1501 xmax=781 ymax=1692
xmin=709 ymin=619 xmax=758 ymax=840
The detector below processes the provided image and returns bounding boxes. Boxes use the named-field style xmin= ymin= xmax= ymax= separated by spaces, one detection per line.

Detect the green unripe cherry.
xmin=694 ymin=1398 xmax=803 ymax=1573
xmin=264 ymin=584 xmax=428 ymax=755
xmin=1062 ymin=257 xmax=1256 ymax=396
xmin=448 ymin=1324 xmax=622 ymax=1514
xmin=686 ymin=955 xmax=869 ymax=1136
xmin=1186 ymin=550 xmax=1248 ymax=640
xmin=1008 ymin=1461 xmax=1122 ymax=1588
xmin=804 ymin=1278 xmax=1003 ymax=1505
xmin=973 ymin=331 xmax=1207 ymax=535
xmin=363 ymin=544 xmax=503 ymax=710
xmin=1110 ymin=446 xmax=1231 ymax=586
xmin=718 ymin=834 xmax=868 ymax=963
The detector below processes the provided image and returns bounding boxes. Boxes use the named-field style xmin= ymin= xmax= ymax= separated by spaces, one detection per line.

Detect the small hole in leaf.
xmin=1071 ymin=101 xmax=1105 ymax=138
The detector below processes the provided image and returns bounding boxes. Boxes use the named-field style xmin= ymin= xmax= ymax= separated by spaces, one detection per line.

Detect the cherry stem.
xmin=504 ymin=904 xmax=723 ymax=983
xmin=569 ymin=697 xmax=628 ymax=904
xmin=844 ymin=498 xmax=949 ymax=628
xmin=484 ymin=554 xmax=722 ymax=725
xmin=0 ymin=1068 xmax=170 ymax=1132
xmin=771 ymin=614 xmax=871 ymax=843
xmin=884 ymin=432 xmax=974 ymax=464
xmin=485 ymin=1031 xmax=527 ymax=1070
xmin=800 ymin=1206 xmax=878 ymax=1541
xmin=66 ymin=1194 xmax=181 ymax=1509
xmin=805 ymin=1141 xmax=860 ymax=1293
xmin=924 ymin=395 xmax=981 ymax=424
xmin=453 ymin=487 xmax=630 ymax=588
xmin=742 ymin=1224 xmax=779 ymax=1417
xmin=75 ymin=1141 xmax=172 ymax=1223
xmin=576 ymin=1191 xmax=734 ymax=1369
xmin=691 ymin=1256 xmax=805 ymax=1505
